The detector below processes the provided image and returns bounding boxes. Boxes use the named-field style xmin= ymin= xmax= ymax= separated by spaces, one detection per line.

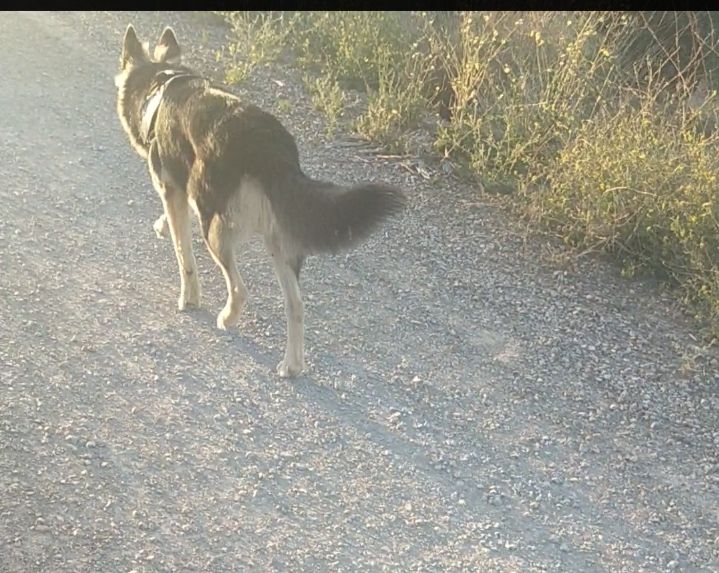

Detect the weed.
xmin=304 ymin=73 xmax=346 ymax=137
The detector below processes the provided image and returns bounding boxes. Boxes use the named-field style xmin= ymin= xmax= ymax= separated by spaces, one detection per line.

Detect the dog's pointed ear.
xmin=121 ymin=24 xmax=146 ymax=69
xmin=154 ymin=26 xmax=181 ymax=64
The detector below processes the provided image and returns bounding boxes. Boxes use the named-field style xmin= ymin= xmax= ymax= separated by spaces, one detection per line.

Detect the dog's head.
xmin=115 ymin=25 xmax=184 ymax=157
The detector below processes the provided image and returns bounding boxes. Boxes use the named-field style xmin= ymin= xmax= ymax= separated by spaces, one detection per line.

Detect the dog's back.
xmin=156 ymin=78 xmax=404 ymax=257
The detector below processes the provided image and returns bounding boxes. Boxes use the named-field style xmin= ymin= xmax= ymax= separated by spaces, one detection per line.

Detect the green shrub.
xmin=536 ymin=106 xmax=719 ymax=329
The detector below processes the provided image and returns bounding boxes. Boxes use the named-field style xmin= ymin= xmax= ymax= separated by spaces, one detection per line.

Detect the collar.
xmin=140 ymin=70 xmax=198 ymax=144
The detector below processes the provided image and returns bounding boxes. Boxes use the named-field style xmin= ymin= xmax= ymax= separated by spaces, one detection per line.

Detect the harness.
xmin=140 ymin=70 xmax=199 ymax=144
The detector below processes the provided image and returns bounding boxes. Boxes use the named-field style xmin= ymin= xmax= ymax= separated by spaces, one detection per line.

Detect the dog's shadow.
xmin=176 ymin=304 xmax=314 ymax=382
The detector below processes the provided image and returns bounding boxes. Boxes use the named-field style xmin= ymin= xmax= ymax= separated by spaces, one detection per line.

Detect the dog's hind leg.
xmin=148 ymin=142 xmax=200 ymax=310
xmin=266 ymin=237 xmax=306 ymax=378
xmin=201 ymin=213 xmax=248 ymax=330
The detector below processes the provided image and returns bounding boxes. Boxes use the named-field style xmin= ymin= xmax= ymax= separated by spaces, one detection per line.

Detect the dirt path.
xmin=1 ymin=11 xmax=717 ymax=573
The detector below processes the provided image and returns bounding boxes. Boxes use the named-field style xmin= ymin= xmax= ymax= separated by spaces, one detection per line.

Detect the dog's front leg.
xmin=161 ymin=192 xmax=201 ymax=310
xmin=147 ymin=141 xmax=201 ymax=310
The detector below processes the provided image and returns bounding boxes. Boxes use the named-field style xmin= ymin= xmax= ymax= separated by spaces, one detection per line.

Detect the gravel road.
xmin=1 ymin=11 xmax=718 ymax=573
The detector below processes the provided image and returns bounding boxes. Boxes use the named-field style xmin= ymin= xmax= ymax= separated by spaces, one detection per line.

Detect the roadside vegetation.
xmin=216 ymin=11 xmax=719 ymax=340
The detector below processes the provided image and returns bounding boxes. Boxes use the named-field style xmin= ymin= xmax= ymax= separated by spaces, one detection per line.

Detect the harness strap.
xmin=140 ymin=70 xmax=198 ymax=144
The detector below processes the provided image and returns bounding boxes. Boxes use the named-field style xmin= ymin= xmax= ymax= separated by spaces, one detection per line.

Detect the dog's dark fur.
xmin=115 ymin=25 xmax=406 ymax=377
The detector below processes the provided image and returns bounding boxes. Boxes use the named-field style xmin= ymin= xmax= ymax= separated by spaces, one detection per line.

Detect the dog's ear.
xmin=154 ymin=26 xmax=181 ymax=64
xmin=121 ymin=24 xmax=147 ymax=69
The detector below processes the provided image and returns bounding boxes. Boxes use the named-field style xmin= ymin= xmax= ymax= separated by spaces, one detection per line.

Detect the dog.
xmin=114 ymin=25 xmax=406 ymax=377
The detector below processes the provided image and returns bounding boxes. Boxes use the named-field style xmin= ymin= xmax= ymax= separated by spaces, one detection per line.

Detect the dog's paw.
xmin=178 ymin=287 xmax=201 ymax=311
xmin=153 ymin=214 xmax=169 ymax=239
xmin=178 ymin=296 xmax=200 ymax=311
xmin=276 ymin=358 xmax=305 ymax=378
xmin=216 ymin=305 xmax=241 ymax=330
xmin=178 ymin=277 xmax=201 ymax=311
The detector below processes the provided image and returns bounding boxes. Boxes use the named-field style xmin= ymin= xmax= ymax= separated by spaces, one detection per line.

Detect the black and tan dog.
xmin=115 ymin=25 xmax=405 ymax=377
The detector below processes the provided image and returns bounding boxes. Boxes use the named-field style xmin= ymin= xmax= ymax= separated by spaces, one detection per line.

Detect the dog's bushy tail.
xmin=266 ymin=172 xmax=406 ymax=254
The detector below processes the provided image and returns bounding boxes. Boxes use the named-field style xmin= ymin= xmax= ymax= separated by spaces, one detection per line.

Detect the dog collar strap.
xmin=140 ymin=70 xmax=197 ymax=144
